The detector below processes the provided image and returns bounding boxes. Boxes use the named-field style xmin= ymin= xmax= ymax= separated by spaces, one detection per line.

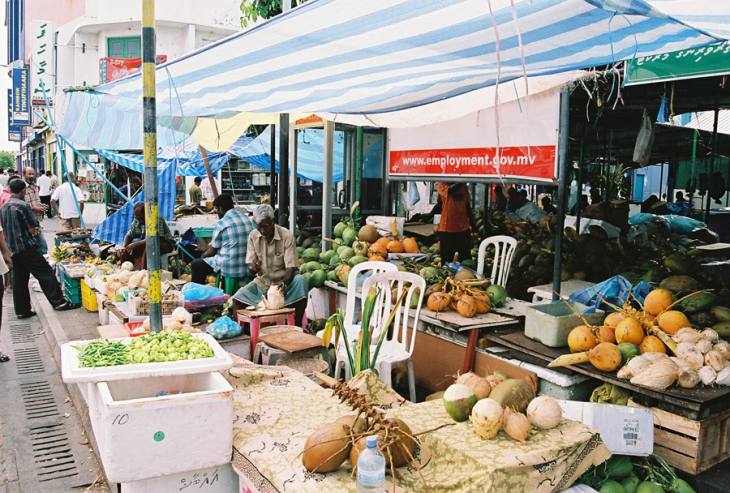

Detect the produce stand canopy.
xmin=58 ymin=0 xmax=729 ymax=152
xmin=486 ymin=330 xmax=730 ymax=420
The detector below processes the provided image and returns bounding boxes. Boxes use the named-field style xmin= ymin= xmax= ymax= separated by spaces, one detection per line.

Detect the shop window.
xmin=107 ymin=36 xmax=141 ymax=59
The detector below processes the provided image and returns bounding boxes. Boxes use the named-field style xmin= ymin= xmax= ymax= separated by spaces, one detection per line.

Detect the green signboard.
xmin=625 ymin=41 xmax=730 ymax=86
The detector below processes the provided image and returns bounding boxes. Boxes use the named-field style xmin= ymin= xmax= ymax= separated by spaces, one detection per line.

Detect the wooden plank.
xmin=238 ymin=307 xmax=295 ymax=317
xmin=645 ymin=404 xmax=702 ymax=437
xmin=654 ymin=428 xmax=699 ymax=458
xmin=420 ymin=308 xmax=518 ymax=331
xmin=698 ymin=422 xmax=723 ymax=464
xmin=260 ymin=330 xmax=323 ymax=353
xmin=654 ymin=445 xmax=699 ymax=475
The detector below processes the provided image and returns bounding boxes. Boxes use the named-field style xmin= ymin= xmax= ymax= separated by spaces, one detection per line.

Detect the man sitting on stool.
xmin=233 ymin=205 xmax=307 ymax=324
xmin=122 ymin=203 xmax=174 ymax=269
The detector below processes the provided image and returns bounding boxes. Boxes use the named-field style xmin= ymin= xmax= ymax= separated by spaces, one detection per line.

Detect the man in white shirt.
xmin=51 ymin=172 xmax=85 ymax=230
xmin=37 ymin=170 xmax=53 ymax=218
xmin=0 ymin=170 xmax=8 ymax=188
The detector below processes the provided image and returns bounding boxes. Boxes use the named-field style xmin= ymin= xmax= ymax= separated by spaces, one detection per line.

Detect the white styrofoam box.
xmin=558 ymin=400 xmax=653 ymax=456
xmin=61 ymin=333 xmax=233 ymax=383
xmin=121 ymin=463 xmax=239 ymax=492
xmin=91 ymin=372 xmax=233 ymax=483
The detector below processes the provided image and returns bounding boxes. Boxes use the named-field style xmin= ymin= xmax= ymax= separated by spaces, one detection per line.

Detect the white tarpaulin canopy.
xmin=59 ymin=0 xmax=730 ymax=151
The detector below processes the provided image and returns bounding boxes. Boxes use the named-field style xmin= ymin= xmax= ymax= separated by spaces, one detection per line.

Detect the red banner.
xmin=389 ymin=145 xmax=557 ymax=181
xmin=99 ymin=55 xmax=168 ymax=83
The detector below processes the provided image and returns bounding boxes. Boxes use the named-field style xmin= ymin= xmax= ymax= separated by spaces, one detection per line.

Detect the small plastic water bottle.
xmin=356 ymin=435 xmax=385 ymax=492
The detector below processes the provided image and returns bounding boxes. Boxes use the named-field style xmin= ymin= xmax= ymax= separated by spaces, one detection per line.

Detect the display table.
xmin=226 ymin=360 xmax=610 ymax=493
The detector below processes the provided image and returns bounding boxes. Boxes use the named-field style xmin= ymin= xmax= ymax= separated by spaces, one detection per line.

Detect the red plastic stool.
xmin=236 ymin=308 xmax=296 ymax=355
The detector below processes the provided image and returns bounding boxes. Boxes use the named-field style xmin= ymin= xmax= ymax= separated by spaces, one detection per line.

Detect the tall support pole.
xmin=288 ymin=125 xmax=298 ymax=233
xmin=142 ymin=0 xmax=162 ymax=332
xmin=199 ymin=146 xmax=219 ymax=199
xmin=552 ymin=86 xmax=571 ymax=302
xmin=278 ymin=114 xmax=289 ymax=226
xmin=706 ymin=108 xmax=719 ymax=222
xmin=575 ymin=127 xmax=585 ymax=233
xmin=322 ymin=121 xmax=334 ymax=251
xmin=354 ymin=127 xmax=363 ymax=210
xmin=269 ymin=124 xmax=276 ymax=206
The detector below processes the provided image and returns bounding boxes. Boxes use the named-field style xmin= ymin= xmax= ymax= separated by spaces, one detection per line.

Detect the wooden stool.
xmin=236 ymin=308 xmax=296 ymax=354
xmin=254 ymin=329 xmax=330 ymax=374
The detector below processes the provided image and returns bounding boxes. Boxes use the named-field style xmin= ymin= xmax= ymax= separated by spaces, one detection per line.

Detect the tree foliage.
xmin=240 ymin=0 xmax=306 ymax=27
xmin=0 ymin=151 xmax=16 ymax=170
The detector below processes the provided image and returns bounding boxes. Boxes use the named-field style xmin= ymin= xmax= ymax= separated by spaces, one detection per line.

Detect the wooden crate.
xmin=629 ymin=399 xmax=730 ymax=474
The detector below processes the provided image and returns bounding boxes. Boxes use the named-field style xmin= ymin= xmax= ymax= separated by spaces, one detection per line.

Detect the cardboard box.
xmin=558 ymin=400 xmax=653 ymax=456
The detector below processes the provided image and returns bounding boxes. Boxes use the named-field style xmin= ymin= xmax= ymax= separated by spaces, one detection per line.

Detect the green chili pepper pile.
xmin=75 ymin=340 xmax=129 ymax=367
xmin=75 ymin=332 xmax=214 ymax=368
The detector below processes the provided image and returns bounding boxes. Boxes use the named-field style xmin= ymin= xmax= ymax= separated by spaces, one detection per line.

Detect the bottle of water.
xmin=356 ymin=435 xmax=385 ymax=492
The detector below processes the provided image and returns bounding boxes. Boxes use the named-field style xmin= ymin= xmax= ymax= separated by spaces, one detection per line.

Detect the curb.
xmin=32 ymin=291 xmax=116 ymax=490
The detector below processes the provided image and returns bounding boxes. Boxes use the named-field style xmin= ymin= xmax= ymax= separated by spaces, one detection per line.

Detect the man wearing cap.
xmin=234 ymin=205 xmax=307 ymax=324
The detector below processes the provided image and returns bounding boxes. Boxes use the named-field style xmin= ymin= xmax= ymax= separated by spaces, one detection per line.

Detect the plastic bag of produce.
xmin=589 ymin=383 xmax=629 ymax=405
xmin=182 ymin=282 xmax=225 ymax=302
xmin=663 ymin=214 xmax=707 ymax=234
xmin=569 ymin=275 xmax=633 ymax=313
xmin=205 ymin=316 xmax=242 ymax=340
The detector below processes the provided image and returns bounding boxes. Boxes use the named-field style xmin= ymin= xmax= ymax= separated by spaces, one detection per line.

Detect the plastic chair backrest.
xmin=361 ymin=271 xmax=425 ymax=357
xmin=343 ymin=261 xmax=398 ymax=330
xmin=476 ymin=235 xmax=517 ymax=286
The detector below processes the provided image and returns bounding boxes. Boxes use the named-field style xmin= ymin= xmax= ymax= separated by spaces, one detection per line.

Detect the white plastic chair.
xmin=335 ymin=271 xmax=425 ymax=402
xmin=317 ymin=261 xmax=398 ymax=339
xmin=476 ymin=235 xmax=518 ymax=286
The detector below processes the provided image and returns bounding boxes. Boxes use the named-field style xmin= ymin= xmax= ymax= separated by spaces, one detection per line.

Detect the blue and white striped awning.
xmin=59 ymin=0 xmax=729 ymax=150
xmin=95 ymin=148 xmax=229 ymax=176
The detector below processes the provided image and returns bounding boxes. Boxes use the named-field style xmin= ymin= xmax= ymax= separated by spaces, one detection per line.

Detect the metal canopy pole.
xmin=199 ymin=145 xmax=219 ymax=198
xmin=269 ymin=124 xmax=276 ymax=206
xmin=278 ymin=114 xmax=289 ymax=226
xmin=706 ymin=108 xmax=719 ymax=222
xmin=288 ymin=124 xmax=298 ymax=233
xmin=354 ymin=127 xmax=363 ymax=209
xmin=552 ymin=86 xmax=571 ymax=302
xmin=142 ymin=0 xmax=162 ymax=332
xmin=322 ymin=121 xmax=334 ymax=251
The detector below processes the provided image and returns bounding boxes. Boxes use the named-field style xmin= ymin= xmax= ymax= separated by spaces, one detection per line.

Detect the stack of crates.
xmin=60 ymin=269 xmax=82 ymax=305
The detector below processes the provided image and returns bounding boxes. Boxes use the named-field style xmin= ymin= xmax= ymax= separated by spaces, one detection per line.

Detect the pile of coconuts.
xmin=442 ymin=372 xmax=563 ymax=442
xmin=302 ymin=414 xmax=417 ymax=473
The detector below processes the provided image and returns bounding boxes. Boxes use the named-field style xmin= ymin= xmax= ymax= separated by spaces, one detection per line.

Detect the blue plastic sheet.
xmin=629 ymin=213 xmax=706 ymax=234
xmin=205 ymin=316 xmax=242 ymax=340
xmin=181 ymin=282 xmax=225 ymax=302
xmin=569 ymin=275 xmax=652 ymax=313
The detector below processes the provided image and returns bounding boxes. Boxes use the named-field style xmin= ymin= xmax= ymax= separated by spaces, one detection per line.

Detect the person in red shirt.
xmin=435 ymin=182 xmax=473 ymax=265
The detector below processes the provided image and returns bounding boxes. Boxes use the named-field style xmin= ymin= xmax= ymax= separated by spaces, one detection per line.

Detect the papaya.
xmin=676 ymin=292 xmax=716 ymax=314
xmin=710 ymin=306 xmax=730 ymax=322
xmin=663 ymin=254 xmax=693 ymax=275
xmin=659 ymin=275 xmax=700 ymax=294
xmin=713 ymin=322 xmax=730 ymax=338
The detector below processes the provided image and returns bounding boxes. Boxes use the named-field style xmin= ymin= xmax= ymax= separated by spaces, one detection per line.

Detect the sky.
xmin=0 ymin=6 xmax=17 ymax=153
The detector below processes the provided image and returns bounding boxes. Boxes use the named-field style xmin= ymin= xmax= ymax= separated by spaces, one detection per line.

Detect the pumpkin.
xmin=427 ymin=292 xmax=451 ymax=312
xmin=567 ymin=325 xmax=597 ymax=353
xmin=604 ymin=312 xmax=625 ymax=328
xmin=402 ymin=237 xmax=419 ymax=254
xmin=374 ymin=237 xmax=390 ymax=250
xmin=456 ymin=295 xmax=478 ymax=318
xmin=615 ymin=318 xmax=644 ymax=345
xmin=639 ymin=335 xmax=666 ymax=354
xmin=387 ymin=240 xmax=404 ymax=253
xmin=368 ymin=243 xmax=388 ymax=258
xmin=644 ymin=288 xmax=674 ymax=316
xmin=657 ymin=310 xmax=691 ymax=335
xmin=471 ymin=291 xmax=491 ymax=314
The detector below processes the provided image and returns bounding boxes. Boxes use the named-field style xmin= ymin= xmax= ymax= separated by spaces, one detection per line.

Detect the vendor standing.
xmin=51 ymin=172 xmax=84 ymax=230
xmin=189 ymin=177 xmax=203 ymax=205
xmin=191 ymin=194 xmax=254 ymax=286
xmin=122 ymin=202 xmax=174 ymax=269
xmin=436 ymin=182 xmax=473 ymax=265
xmin=234 ymin=204 xmax=308 ymax=324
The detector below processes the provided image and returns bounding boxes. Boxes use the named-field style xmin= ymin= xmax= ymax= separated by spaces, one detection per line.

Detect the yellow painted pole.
xmin=142 ymin=0 xmax=162 ymax=331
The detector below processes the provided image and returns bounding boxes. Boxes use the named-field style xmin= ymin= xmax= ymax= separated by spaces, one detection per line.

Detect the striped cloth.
xmin=95 ymin=149 xmax=229 ymax=176
xmin=92 ymin=164 xmax=177 ymax=245
xmin=57 ymin=0 xmax=728 ymax=151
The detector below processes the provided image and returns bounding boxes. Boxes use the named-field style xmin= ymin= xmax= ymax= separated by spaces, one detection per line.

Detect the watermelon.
xmin=333 ymin=221 xmax=348 ymax=238
xmin=328 ymin=254 xmax=341 ymax=268
xmin=311 ymin=269 xmax=327 ymax=288
xmin=348 ymin=255 xmax=367 ymax=267
xmin=338 ymin=247 xmax=355 ymax=262
xmin=302 ymin=247 xmax=320 ymax=262
xmin=342 ymin=227 xmax=358 ymax=246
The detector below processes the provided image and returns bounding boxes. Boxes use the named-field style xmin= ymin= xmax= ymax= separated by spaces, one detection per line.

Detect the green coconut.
xmin=342 ymin=227 xmax=358 ymax=246
xmin=486 ymin=285 xmax=508 ymax=307
xmin=443 ymin=383 xmax=478 ymax=422
xmin=338 ymin=247 xmax=355 ymax=262
xmin=311 ymin=270 xmax=327 ymax=288
xmin=333 ymin=221 xmax=349 ymax=238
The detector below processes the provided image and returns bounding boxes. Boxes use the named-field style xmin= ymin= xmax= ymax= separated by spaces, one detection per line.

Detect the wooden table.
xmin=487 ymin=330 xmax=730 ymax=420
